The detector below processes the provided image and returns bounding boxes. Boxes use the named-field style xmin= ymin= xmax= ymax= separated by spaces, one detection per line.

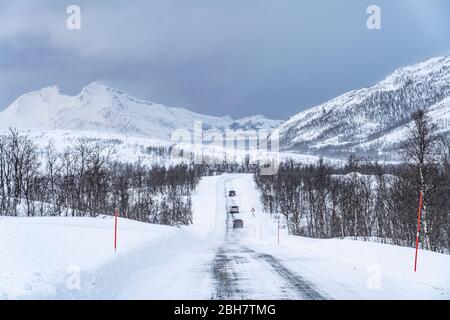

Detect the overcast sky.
xmin=0 ymin=0 xmax=449 ymax=119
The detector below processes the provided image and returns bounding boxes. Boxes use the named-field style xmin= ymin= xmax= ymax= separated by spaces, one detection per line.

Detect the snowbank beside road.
xmin=0 ymin=175 xmax=228 ymax=300
xmin=190 ymin=174 xmax=230 ymax=240
xmin=0 ymin=216 xmax=196 ymax=299
xmin=248 ymin=234 xmax=450 ymax=299
xmin=231 ymin=174 xmax=450 ymax=300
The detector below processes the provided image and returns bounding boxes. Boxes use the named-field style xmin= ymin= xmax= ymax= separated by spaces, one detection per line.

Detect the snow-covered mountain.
xmin=2 ymin=54 xmax=449 ymax=161
xmin=0 ymin=82 xmax=281 ymax=140
xmin=280 ymin=54 xmax=450 ymax=159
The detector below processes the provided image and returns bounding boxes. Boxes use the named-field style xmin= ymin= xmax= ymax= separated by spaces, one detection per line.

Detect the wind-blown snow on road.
xmin=1 ymin=174 xmax=449 ymax=299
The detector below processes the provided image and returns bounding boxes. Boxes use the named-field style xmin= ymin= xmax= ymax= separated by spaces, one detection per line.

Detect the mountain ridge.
xmin=1 ymin=54 xmax=449 ymax=160
xmin=279 ymin=54 xmax=450 ymax=159
xmin=0 ymin=82 xmax=281 ymax=140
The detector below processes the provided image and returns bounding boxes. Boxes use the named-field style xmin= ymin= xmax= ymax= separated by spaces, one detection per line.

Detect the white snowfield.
xmin=0 ymin=128 xmax=342 ymax=173
xmin=0 ymin=174 xmax=449 ymax=300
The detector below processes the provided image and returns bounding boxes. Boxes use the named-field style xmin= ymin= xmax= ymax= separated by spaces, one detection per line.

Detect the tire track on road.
xmin=211 ymin=175 xmax=328 ymax=300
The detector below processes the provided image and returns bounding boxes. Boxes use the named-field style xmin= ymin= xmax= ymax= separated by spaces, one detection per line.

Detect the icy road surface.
xmin=210 ymin=178 xmax=325 ymax=299
xmin=119 ymin=174 xmax=327 ymax=299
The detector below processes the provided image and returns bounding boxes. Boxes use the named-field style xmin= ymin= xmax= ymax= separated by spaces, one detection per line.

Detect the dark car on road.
xmin=229 ymin=205 xmax=239 ymax=214
xmin=228 ymin=190 xmax=236 ymax=197
xmin=233 ymin=219 xmax=244 ymax=228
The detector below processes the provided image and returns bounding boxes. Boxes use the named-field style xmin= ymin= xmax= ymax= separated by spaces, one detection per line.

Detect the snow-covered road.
xmin=1 ymin=174 xmax=449 ymax=299
xmin=211 ymin=243 xmax=326 ymax=300
xmin=118 ymin=174 xmax=327 ymax=299
xmin=210 ymin=176 xmax=326 ymax=299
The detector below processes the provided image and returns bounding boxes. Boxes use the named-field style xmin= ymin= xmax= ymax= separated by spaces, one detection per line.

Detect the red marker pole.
xmin=414 ymin=192 xmax=423 ymax=272
xmin=114 ymin=208 xmax=119 ymax=251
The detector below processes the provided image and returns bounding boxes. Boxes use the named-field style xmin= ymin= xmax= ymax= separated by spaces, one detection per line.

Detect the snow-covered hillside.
xmin=280 ymin=54 xmax=450 ymax=159
xmin=9 ymin=128 xmax=334 ymax=169
xmin=2 ymin=55 xmax=449 ymax=162
xmin=0 ymin=82 xmax=281 ymax=140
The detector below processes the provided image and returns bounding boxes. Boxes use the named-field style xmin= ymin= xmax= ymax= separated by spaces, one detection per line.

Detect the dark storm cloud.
xmin=0 ymin=0 xmax=449 ymax=119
